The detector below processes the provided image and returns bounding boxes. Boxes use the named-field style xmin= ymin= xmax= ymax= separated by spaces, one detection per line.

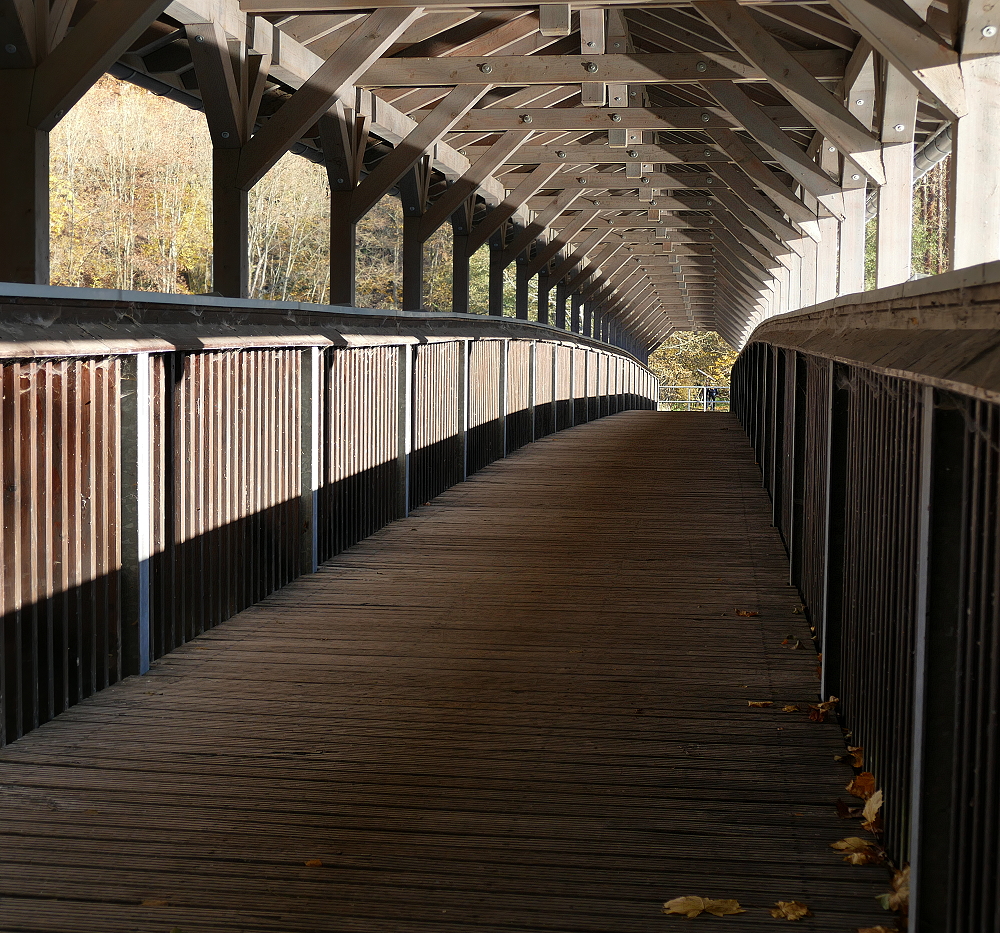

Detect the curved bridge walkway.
xmin=1 ymin=413 xmax=888 ymax=932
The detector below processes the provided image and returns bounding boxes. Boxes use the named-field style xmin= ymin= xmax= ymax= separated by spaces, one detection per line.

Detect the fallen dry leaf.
xmin=781 ymin=635 xmax=794 ymax=645
xmin=792 ymin=605 xmax=805 ymax=614
xmin=735 ymin=609 xmax=760 ymax=617
xmin=141 ymin=898 xmax=170 ymax=907
xmin=770 ymin=901 xmax=813 ymax=920
xmin=831 ymin=837 xmax=883 ymax=865
xmin=304 ymin=859 xmax=323 ymax=867
xmin=748 ymin=700 xmax=774 ymax=708
xmin=662 ymin=896 xmax=746 ymax=918
xmin=875 ymin=867 xmax=910 ymax=914
xmin=836 ymin=799 xmax=863 ymax=819
xmin=782 ymin=705 xmax=802 ymax=713
xmin=848 ymin=746 xmax=865 ymax=768
xmin=862 ymin=789 xmax=884 ymax=833
xmin=846 ymin=772 xmax=877 ymax=800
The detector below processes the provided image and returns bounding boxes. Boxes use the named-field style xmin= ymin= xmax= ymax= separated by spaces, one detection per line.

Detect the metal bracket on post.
xmin=397 ymin=343 xmax=413 ymax=517
xmin=119 ymin=353 xmax=152 ymax=676
xmin=299 ymin=346 xmax=321 ymax=575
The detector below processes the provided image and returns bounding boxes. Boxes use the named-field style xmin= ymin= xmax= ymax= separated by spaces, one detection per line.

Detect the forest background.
xmin=50 ymin=77 xmax=950 ymax=388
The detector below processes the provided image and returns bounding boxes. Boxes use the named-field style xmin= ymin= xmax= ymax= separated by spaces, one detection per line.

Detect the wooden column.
xmin=555 ymin=279 xmax=568 ymax=329
xmin=212 ymin=150 xmax=250 ymax=298
xmin=951 ymin=9 xmax=1000 ymax=268
xmin=399 ymin=162 xmax=433 ymax=312
xmin=329 ymin=191 xmax=357 ymax=306
xmin=488 ymin=233 xmax=505 ymax=316
xmin=0 ymin=73 xmax=48 ymax=284
xmin=876 ymin=65 xmax=918 ymax=287
xmin=815 ymin=152 xmax=839 ymax=302
xmin=515 ymin=256 xmax=530 ymax=320
xmin=841 ymin=49 xmax=876 ymax=295
xmin=450 ymin=200 xmax=474 ymax=315
xmin=537 ymin=269 xmax=551 ymax=325
xmin=570 ymin=292 xmax=582 ymax=333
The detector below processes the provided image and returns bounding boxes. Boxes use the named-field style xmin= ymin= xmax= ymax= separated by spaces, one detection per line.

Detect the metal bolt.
xmin=195 ymin=34 xmax=205 ymax=41
xmin=855 ymin=98 xmax=864 ymax=106
xmin=706 ymin=199 xmax=715 ymax=207
xmin=613 ymin=41 xmax=622 ymax=48
xmin=4 ymin=43 xmax=16 ymax=53
xmin=704 ymin=149 xmax=712 ymax=157
xmin=627 ymin=149 xmax=639 ymax=158
xmin=894 ymin=123 xmax=905 ymax=132
xmin=584 ymin=61 xmax=599 ymax=73
xmin=613 ymin=96 xmax=623 ymax=102
xmin=983 ymin=24 xmax=997 ymax=36
xmin=593 ymin=200 xmax=601 ymax=206
xmin=409 ymin=206 xmax=416 ymax=212
xmin=700 ymin=112 xmax=711 ymax=123
xmin=629 ymin=90 xmax=637 ymax=98
xmin=828 ymin=146 xmax=836 ymax=152
xmin=479 ymin=63 xmax=493 ymax=74
xmin=610 ymin=112 xmax=622 ymax=122
xmin=640 ymin=176 xmax=649 ymax=184
xmin=852 ymin=173 xmax=861 ymax=181
xmin=520 ymin=114 xmax=532 ymax=124
xmin=221 ymin=131 xmax=230 ymax=139
xmin=556 ymin=150 xmax=567 ymax=158
xmin=696 ymin=61 xmax=708 ymax=72
xmin=577 ymin=177 xmax=588 ymax=184
xmin=337 ymin=178 xmax=345 ymax=184
xmin=587 ymin=40 xmax=596 ymax=47
xmin=650 ymin=200 xmax=657 ymax=206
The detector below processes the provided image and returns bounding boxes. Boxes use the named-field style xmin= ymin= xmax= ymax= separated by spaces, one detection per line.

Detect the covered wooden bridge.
xmin=2 ymin=0 xmax=1000 ymax=931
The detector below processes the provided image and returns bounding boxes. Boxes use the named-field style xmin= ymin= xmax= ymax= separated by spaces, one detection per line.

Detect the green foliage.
xmin=647 ymin=331 xmax=738 ymax=387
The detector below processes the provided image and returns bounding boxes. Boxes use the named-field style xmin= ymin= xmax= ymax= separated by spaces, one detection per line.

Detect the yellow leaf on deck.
xmin=862 ymin=789 xmax=883 ymax=832
xmin=782 ymin=705 xmax=801 ymax=712
xmin=662 ymin=896 xmax=745 ymax=918
xmin=848 ymin=745 xmax=865 ymax=768
xmin=770 ymin=901 xmax=813 ymax=920
xmin=830 ymin=837 xmax=883 ymax=865
xmin=141 ymin=898 xmax=170 ymax=907
xmin=748 ymin=700 xmax=773 ymax=708
xmin=304 ymin=859 xmax=323 ymax=867
xmin=735 ymin=609 xmax=759 ymax=617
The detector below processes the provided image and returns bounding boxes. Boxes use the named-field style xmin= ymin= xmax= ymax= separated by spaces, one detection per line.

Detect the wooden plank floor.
xmin=0 ymin=412 xmax=890 ymax=932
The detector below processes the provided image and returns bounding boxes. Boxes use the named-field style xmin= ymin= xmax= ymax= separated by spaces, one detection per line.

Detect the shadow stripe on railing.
xmin=0 ymin=290 xmax=658 ymax=748
xmin=731 ymin=261 xmax=1000 ymax=933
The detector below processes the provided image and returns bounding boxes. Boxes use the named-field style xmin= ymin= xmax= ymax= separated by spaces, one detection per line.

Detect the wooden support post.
xmin=320 ymin=109 xmax=366 ymax=306
xmin=799 ymin=234 xmax=818 ymax=308
xmin=840 ymin=49 xmax=875 ymax=294
xmin=515 ymin=257 xmax=530 ymax=320
xmin=815 ymin=153 xmax=840 ymax=302
xmin=451 ymin=200 xmax=474 ymax=315
xmin=537 ymin=269 xmax=551 ymax=325
xmin=0 ymin=73 xmax=48 ymax=284
xmin=212 ymin=149 xmax=250 ymax=298
xmin=488 ymin=233 xmax=505 ymax=316
xmin=329 ymin=192 xmax=357 ymax=306
xmin=950 ymin=9 xmax=1000 ymax=268
xmin=876 ymin=64 xmax=918 ymax=287
xmin=555 ymin=279 xmax=568 ymax=329
xmin=570 ymin=292 xmax=582 ymax=333
xmin=583 ymin=303 xmax=593 ymax=337
xmin=399 ymin=161 xmax=432 ymax=312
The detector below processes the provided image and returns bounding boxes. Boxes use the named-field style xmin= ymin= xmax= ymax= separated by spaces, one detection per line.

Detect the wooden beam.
xmin=704 ymin=82 xmax=843 ymax=203
xmin=359 ymin=50 xmax=849 ymax=86
xmin=471 ymin=143 xmax=731 ymax=164
xmin=237 ymin=7 xmax=422 ymax=190
xmin=418 ymin=130 xmax=531 ymax=240
xmin=523 ymin=209 xmax=602 ymax=277
xmin=30 ymin=0 xmax=172 ymax=130
xmin=830 ymin=0 xmax=966 ymax=120
xmin=466 ymin=163 xmax=563 ymax=254
xmin=449 ymin=105 xmax=809 ymax=132
xmin=351 ymin=83 xmax=490 ymax=222
xmin=501 ymin=185 xmax=586 ymax=265
xmin=497 ymin=168 xmax=717 ymax=189
xmin=538 ymin=3 xmax=570 ymax=37
xmin=698 ymin=0 xmax=884 ymax=185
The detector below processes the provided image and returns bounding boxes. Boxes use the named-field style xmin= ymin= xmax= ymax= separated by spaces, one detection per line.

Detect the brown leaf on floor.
xmin=846 ymin=772 xmax=877 ymax=800
xmin=792 ymin=605 xmax=805 ymax=614
xmin=747 ymin=700 xmax=774 ymax=708
xmin=141 ymin=898 xmax=170 ymax=907
xmin=781 ymin=635 xmax=794 ymax=645
xmin=736 ymin=609 xmax=760 ymax=617
xmin=782 ymin=705 xmax=802 ymax=713
xmin=875 ymin=866 xmax=910 ymax=914
xmin=848 ymin=745 xmax=865 ymax=768
xmin=830 ymin=837 xmax=883 ymax=865
xmin=807 ymin=696 xmax=839 ymax=722
xmin=836 ymin=799 xmax=864 ymax=819
xmin=662 ymin=897 xmax=746 ymax=918
xmin=770 ymin=901 xmax=813 ymax=920
xmin=862 ymin=789 xmax=884 ymax=833
xmin=304 ymin=859 xmax=323 ymax=867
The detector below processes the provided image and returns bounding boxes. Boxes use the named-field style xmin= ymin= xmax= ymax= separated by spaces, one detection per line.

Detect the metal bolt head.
xmin=640 ymin=176 xmax=649 ymax=184
xmin=613 ymin=95 xmax=623 ymax=102
xmin=577 ymin=177 xmax=588 ymax=184
xmin=629 ymin=90 xmax=637 ymax=98
xmin=894 ymin=123 xmax=905 ymax=132
xmin=983 ymin=24 xmax=997 ymax=36
xmin=704 ymin=149 xmax=712 ymax=157
xmin=337 ymin=178 xmax=345 ymax=184
xmin=586 ymin=40 xmax=596 ymax=47
xmin=627 ymin=149 xmax=639 ymax=158
xmin=4 ymin=43 xmax=16 ymax=53
xmin=650 ymin=199 xmax=657 ymax=206
xmin=194 ymin=34 xmax=205 ymax=41
xmin=700 ymin=112 xmax=711 ymax=123
xmin=828 ymin=146 xmax=836 ymax=152
xmin=409 ymin=206 xmax=416 ymax=212
xmin=610 ymin=112 xmax=622 ymax=122
xmin=520 ymin=113 xmax=532 ymax=124
xmin=855 ymin=98 xmax=864 ymax=106
xmin=220 ymin=131 xmax=230 ymax=139
xmin=585 ymin=61 xmax=599 ymax=73
xmin=696 ymin=61 xmax=708 ymax=72
xmin=706 ymin=199 xmax=715 ymax=207
xmin=593 ymin=200 xmax=601 ymax=206
xmin=556 ymin=150 xmax=567 ymax=158
xmin=479 ymin=63 xmax=493 ymax=74
xmin=851 ymin=173 xmax=861 ymax=181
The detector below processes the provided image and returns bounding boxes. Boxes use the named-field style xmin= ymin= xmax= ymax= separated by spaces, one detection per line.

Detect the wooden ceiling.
xmin=111 ymin=0 xmax=956 ymax=347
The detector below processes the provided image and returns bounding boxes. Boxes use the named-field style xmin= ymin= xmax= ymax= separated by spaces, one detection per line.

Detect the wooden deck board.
xmin=0 ymin=413 xmax=890 ymax=932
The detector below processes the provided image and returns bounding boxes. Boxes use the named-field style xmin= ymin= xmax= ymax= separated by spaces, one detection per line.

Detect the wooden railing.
xmin=731 ymin=261 xmax=1000 ymax=933
xmin=0 ymin=286 xmax=657 ymax=747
